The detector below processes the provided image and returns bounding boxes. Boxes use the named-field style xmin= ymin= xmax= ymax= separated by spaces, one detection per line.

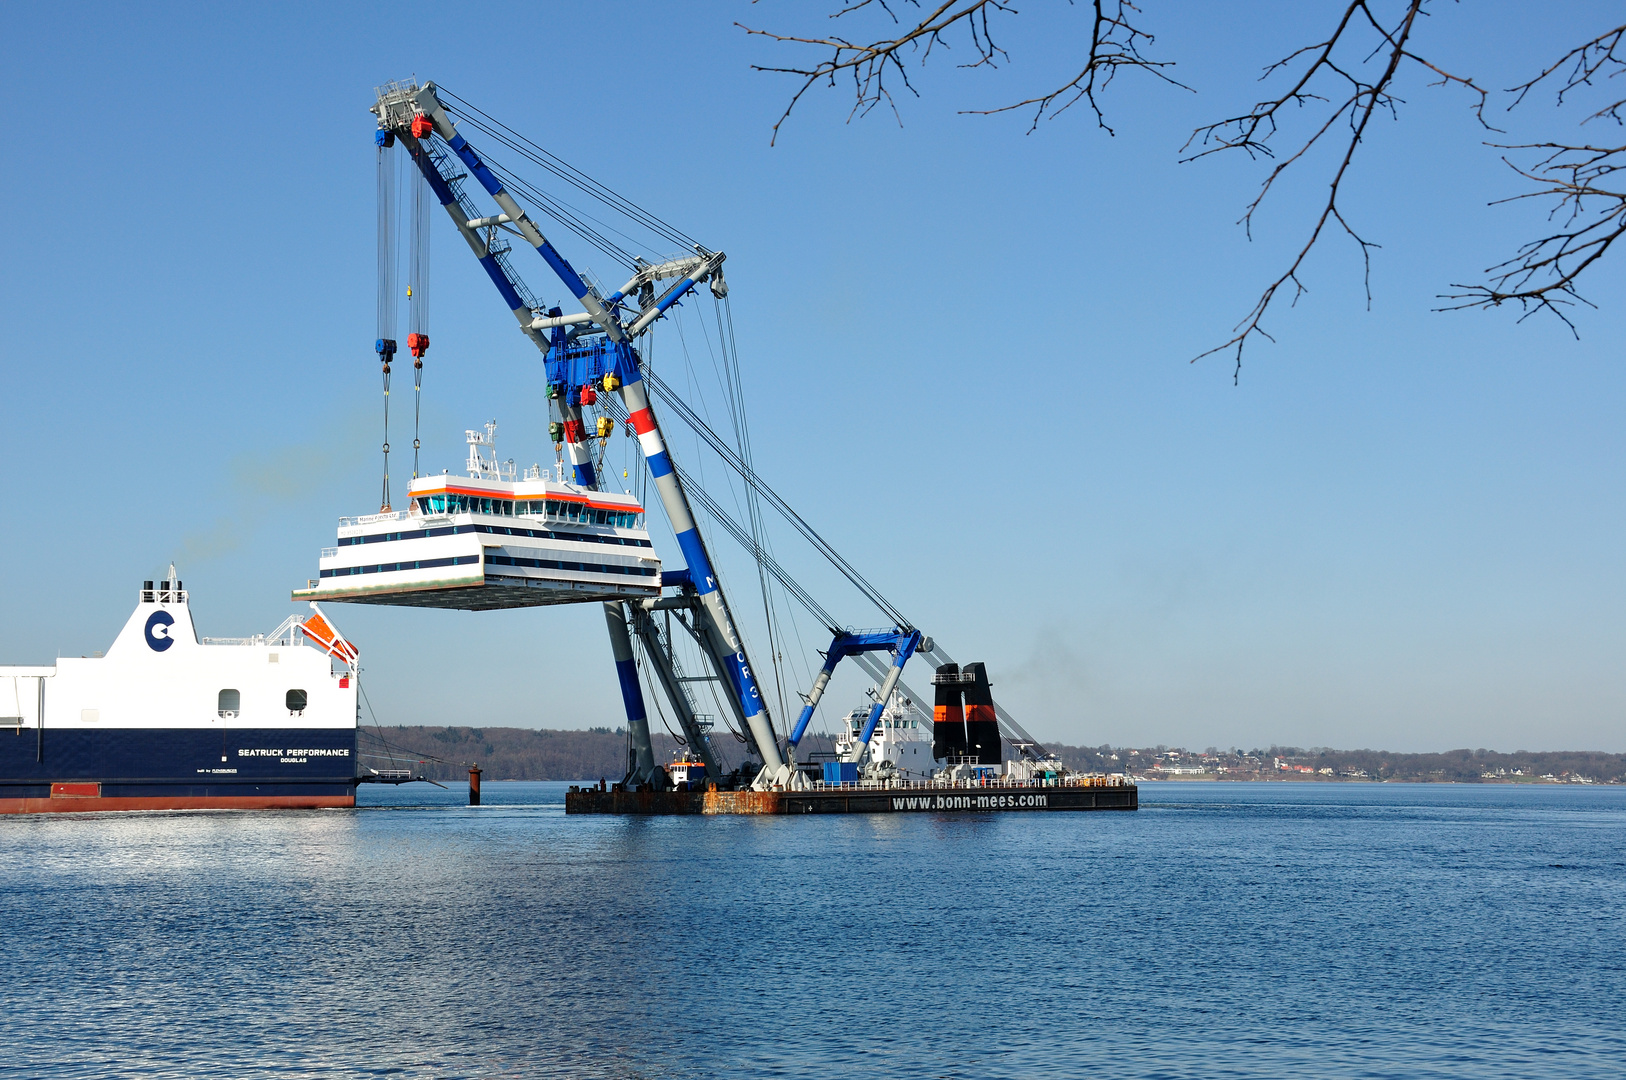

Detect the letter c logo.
xmin=145 ymin=610 xmax=175 ymax=652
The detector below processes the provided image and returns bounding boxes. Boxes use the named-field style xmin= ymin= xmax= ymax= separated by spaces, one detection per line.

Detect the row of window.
xmin=339 ymin=523 xmax=652 ymax=550
xmin=321 ymin=556 xmax=480 ymax=578
xmin=219 ymin=689 xmax=306 ymax=717
xmin=322 ymin=553 xmax=656 ymax=580
xmin=414 ymin=493 xmax=643 ymax=529
xmin=485 ymin=554 xmax=657 ymax=577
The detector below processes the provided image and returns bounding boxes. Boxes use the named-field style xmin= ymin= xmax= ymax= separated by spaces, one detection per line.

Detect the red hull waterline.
xmin=1 ymin=793 xmax=356 ymax=815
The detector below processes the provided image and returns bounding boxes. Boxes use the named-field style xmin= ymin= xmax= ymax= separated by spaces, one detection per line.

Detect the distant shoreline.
xmin=364 ymin=725 xmax=1626 ymax=785
xmin=1132 ymin=775 xmax=1615 ymax=785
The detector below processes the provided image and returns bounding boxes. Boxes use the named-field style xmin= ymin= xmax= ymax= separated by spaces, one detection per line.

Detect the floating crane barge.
xmin=566 ymin=778 xmax=1137 ymax=815
xmin=309 ymin=81 xmax=1135 ymax=817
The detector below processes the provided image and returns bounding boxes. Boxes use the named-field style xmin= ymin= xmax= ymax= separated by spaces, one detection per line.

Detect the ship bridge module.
xmin=301 ymin=80 xmax=1133 ymax=815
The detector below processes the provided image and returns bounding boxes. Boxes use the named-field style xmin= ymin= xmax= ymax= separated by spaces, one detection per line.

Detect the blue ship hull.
xmin=0 ymin=726 xmax=359 ymax=812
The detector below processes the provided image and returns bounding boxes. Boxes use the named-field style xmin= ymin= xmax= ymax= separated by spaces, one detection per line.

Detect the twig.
xmin=740 ymin=1 xmax=1178 ymax=144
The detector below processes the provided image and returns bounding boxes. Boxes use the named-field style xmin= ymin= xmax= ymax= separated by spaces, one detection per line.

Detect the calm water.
xmin=2 ymin=781 xmax=1623 ymax=1079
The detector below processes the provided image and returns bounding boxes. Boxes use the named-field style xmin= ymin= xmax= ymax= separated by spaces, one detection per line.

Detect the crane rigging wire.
xmin=409 ymin=166 xmax=430 ymax=479
xmin=377 ymin=140 xmax=399 ymax=512
xmin=439 ymin=88 xmax=701 ymax=253
xmin=428 ymin=89 xmax=911 ymax=636
xmin=390 ymin=89 xmax=1059 ymax=763
xmin=484 ymin=157 xmax=649 ymax=271
xmin=639 ymin=367 xmax=913 ymax=631
xmin=704 ymin=296 xmax=789 ymax=726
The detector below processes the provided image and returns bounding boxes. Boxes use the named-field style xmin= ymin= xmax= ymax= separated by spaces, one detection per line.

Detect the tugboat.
xmin=0 ymin=569 xmax=362 ymax=813
xmin=667 ymin=756 xmax=709 ymax=791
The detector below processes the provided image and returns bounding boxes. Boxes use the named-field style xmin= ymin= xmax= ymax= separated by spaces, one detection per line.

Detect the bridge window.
xmin=415 ymin=494 xmax=514 ymax=516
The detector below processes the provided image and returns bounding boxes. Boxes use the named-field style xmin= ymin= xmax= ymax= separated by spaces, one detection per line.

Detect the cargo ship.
xmin=0 ymin=570 xmax=363 ymax=813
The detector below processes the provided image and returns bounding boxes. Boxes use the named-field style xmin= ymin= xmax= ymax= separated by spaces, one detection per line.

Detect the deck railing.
xmin=810 ymin=774 xmax=1132 ymax=792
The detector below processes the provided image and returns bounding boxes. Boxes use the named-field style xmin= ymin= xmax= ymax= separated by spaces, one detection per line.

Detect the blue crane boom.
xmin=372 ymin=81 xmax=787 ymax=783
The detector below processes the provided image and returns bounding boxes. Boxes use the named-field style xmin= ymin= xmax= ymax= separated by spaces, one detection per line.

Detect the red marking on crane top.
xmin=410 ymin=115 xmax=434 ymax=139
xmin=628 ymin=408 xmax=657 ymax=435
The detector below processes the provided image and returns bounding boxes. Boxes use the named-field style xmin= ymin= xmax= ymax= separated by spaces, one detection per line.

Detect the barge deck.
xmin=566 ymin=778 xmax=1136 ymax=815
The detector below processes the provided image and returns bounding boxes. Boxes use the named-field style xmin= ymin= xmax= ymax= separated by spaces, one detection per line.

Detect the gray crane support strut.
xmin=629 ymin=603 xmax=720 ymax=777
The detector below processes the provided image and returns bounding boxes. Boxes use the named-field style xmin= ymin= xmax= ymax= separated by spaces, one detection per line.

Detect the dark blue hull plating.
xmin=0 ymin=727 xmax=359 ymax=812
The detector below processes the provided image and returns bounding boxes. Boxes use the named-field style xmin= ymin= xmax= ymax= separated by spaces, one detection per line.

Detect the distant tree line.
xmin=1047 ymin=743 xmax=1626 ymax=783
xmin=364 ymin=725 xmax=838 ymax=783
xmin=363 ymin=726 xmax=1625 ymax=784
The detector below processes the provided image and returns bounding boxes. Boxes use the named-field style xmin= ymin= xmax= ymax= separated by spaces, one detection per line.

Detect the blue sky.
xmin=3 ymin=2 xmax=1623 ymax=753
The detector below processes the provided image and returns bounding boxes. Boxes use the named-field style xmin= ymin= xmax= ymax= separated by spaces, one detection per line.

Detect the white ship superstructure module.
xmin=296 ymin=422 xmax=661 ymax=611
xmin=833 ymin=691 xmax=935 ymax=782
xmin=0 ymin=570 xmax=361 ymax=813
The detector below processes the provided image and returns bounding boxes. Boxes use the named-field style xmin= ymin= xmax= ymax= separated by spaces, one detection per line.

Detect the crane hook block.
xmin=375 ymin=338 xmax=397 ymax=359
xmin=408 ymin=333 xmax=429 ymax=359
xmin=548 ymin=421 xmax=565 ymax=442
xmin=375 ymin=129 xmax=395 ymax=148
xmin=595 ymin=417 xmax=614 ymax=439
xmin=410 ymin=114 xmax=434 ymax=140
xmin=579 ymin=384 xmax=597 ymax=406
xmin=602 ymin=373 xmax=622 ymax=393
xmin=546 ymin=383 xmax=561 ymax=400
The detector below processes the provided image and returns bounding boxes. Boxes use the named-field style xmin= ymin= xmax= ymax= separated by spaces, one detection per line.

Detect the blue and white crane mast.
xmin=372 ymin=81 xmax=786 ymax=788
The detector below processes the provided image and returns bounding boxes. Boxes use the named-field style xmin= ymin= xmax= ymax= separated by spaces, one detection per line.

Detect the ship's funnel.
xmin=931 ymin=662 xmax=964 ymax=761
xmin=961 ymin=662 xmax=1003 ymax=765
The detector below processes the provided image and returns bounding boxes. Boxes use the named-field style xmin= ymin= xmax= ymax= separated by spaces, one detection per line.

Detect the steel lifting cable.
xmin=600 ymin=387 xmax=840 ymax=632
xmin=409 ymin=164 xmax=431 ymax=479
xmin=439 ymin=89 xmax=700 ymax=252
xmin=377 ymin=138 xmax=401 ymax=512
xmin=641 ymin=367 xmax=913 ymax=631
xmin=677 ymin=460 xmax=841 ymax=633
xmin=705 ymin=296 xmax=788 ymax=724
xmin=635 ymin=635 xmax=686 ymax=748
xmin=489 ymin=162 xmax=646 ymax=271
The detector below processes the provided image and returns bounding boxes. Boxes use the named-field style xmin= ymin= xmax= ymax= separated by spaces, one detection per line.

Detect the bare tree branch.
xmin=738 ymin=1 xmax=1180 ymax=145
xmin=1440 ymin=25 xmax=1626 ymax=329
xmin=746 ymin=5 xmax=1625 ymax=378
xmin=1182 ymin=1 xmax=1492 ymax=382
xmin=963 ymin=1 xmax=1190 ymax=134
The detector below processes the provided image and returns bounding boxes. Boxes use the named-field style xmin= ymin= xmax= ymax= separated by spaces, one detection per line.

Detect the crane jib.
xmin=368 ymin=81 xmax=1060 ymax=786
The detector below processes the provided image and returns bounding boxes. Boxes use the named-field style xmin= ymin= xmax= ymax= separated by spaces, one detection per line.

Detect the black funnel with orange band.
xmin=960 ymin=662 xmax=1003 ymax=765
xmin=931 ymin=663 xmax=965 ymax=761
